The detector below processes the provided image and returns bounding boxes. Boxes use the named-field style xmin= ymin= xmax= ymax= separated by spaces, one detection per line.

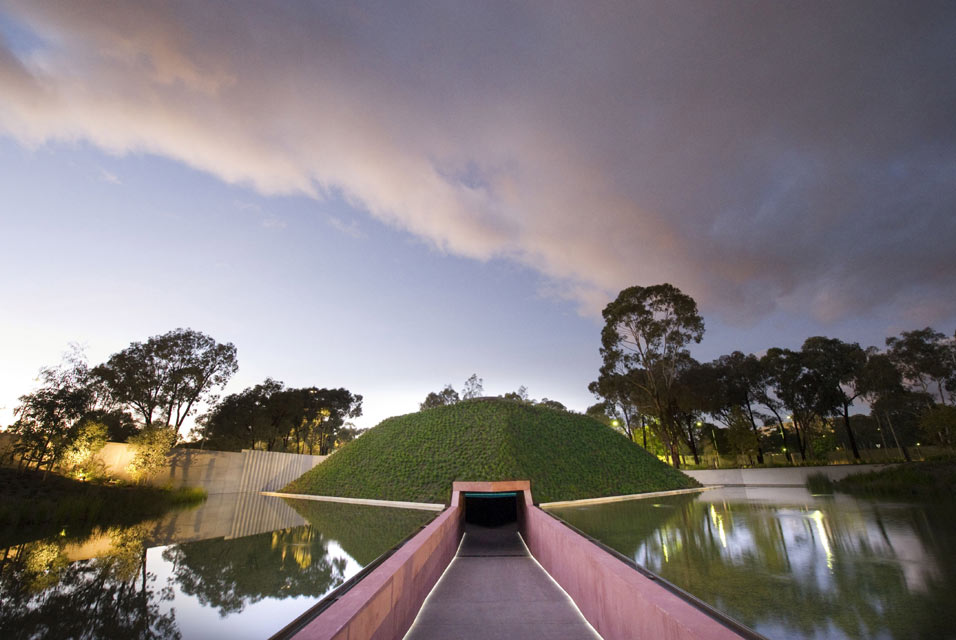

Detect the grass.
xmin=832 ymin=460 xmax=956 ymax=498
xmin=805 ymin=472 xmax=835 ymax=494
xmin=283 ymin=398 xmax=699 ymax=504
xmin=0 ymin=466 xmax=206 ymax=546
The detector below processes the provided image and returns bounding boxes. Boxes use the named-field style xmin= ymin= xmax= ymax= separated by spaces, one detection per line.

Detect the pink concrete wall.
xmin=292 ymin=500 xmax=463 ymax=640
xmin=523 ymin=506 xmax=747 ymax=640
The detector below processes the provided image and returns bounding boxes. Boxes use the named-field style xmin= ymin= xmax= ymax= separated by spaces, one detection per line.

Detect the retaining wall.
xmin=683 ymin=463 xmax=895 ymax=487
xmin=95 ymin=443 xmax=326 ymax=494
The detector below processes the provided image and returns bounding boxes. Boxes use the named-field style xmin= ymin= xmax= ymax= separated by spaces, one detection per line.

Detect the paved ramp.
xmin=404 ymin=523 xmax=602 ymax=640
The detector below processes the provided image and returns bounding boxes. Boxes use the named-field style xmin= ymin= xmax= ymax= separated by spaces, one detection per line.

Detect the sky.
xmin=1 ymin=1 xmax=955 ymax=433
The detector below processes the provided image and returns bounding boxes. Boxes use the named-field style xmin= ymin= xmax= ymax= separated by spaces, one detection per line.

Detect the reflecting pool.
xmin=546 ymin=487 xmax=956 ymax=640
xmin=0 ymin=493 xmax=434 ymax=639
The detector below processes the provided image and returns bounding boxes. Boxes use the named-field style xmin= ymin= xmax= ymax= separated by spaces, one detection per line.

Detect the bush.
xmin=806 ymin=473 xmax=835 ymax=494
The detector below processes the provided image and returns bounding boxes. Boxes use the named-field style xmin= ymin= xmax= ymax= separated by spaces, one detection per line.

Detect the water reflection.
xmin=0 ymin=495 xmax=434 ymax=639
xmin=0 ymin=523 xmax=179 ymax=639
xmin=547 ymin=488 xmax=956 ymax=640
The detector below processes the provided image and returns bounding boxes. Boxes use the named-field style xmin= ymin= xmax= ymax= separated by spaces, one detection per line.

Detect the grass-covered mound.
xmin=283 ymin=398 xmax=698 ymax=503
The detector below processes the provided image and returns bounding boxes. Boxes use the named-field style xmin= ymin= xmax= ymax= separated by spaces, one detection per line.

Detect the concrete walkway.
xmin=403 ymin=523 xmax=602 ymax=640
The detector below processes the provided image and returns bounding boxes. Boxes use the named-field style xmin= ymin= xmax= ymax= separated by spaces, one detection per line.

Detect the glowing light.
xmin=710 ymin=504 xmax=728 ymax=549
xmin=810 ymin=510 xmax=834 ymax=570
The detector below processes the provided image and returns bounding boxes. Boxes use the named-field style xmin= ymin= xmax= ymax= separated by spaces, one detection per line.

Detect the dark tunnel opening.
xmin=463 ymin=492 xmax=518 ymax=527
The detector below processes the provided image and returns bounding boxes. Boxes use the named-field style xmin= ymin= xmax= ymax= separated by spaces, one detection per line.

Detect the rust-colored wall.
xmin=292 ymin=498 xmax=464 ymax=640
xmin=523 ymin=506 xmax=748 ymax=640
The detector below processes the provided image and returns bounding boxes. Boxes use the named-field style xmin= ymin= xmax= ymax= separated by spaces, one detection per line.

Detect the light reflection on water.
xmin=547 ymin=487 xmax=956 ymax=640
xmin=0 ymin=494 xmax=433 ymax=640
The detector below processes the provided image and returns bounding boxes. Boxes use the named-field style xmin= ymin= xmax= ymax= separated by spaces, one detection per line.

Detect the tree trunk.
xmin=793 ymin=418 xmax=808 ymax=460
xmin=683 ymin=419 xmax=701 ymax=465
xmin=641 ymin=416 xmax=648 ymax=449
xmin=743 ymin=402 xmax=764 ymax=464
xmin=766 ymin=406 xmax=794 ymax=464
xmin=882 ymin=411 xmax=911 ymax=462
xmin=841 ymin=402 xmax=862 ymax=461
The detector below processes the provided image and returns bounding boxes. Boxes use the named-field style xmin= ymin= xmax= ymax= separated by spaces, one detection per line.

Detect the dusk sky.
xmin=2 ymin=1 xmax=955 ymax=432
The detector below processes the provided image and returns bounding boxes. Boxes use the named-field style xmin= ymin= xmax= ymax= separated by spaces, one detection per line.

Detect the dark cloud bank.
xmin=1 ymin=0 xmax=954 ymax=327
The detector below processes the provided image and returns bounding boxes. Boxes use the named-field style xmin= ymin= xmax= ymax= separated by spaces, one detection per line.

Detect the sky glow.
xmin=1 ymin=1 xmax=955 ymax=431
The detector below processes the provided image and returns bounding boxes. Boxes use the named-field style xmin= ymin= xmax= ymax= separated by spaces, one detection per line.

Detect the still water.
xmin=547 ymin=487 xmax=956 ymax=640
xmin=0 ymin=494 xmax=434 ymax=639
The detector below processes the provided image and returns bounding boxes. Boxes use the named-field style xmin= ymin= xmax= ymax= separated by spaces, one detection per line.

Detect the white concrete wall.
xmin=94 ymin=443 xmax=326 ymax=494
xmin=683 ymin=463 xmax=896 ymax=486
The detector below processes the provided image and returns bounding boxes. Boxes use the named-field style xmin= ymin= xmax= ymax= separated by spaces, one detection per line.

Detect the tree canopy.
xmin=597 ymin=283 xmax=704 ymax=467
xmin=94 ymin=328 xmax=238 ymax=433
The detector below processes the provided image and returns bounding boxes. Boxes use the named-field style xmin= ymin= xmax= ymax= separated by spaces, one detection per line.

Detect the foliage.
xmin=420 ymin=384 xmax=460 ymax=410
xmin=195 ymin=379 xmax=362 ymax=454
xmin=834 ymin=461 xmax=956 ymax=497
xmin=502 ymin=385 xmax=531 ymax=403
xmin=886 ymin=328 xmax=955 ymax=405
xmin=0 ymin=524 xmax=181 ymax=640
xmin=162 ymin=500 xmax=431 ymax=616
xmin=596 ymin=283 xmax=705 ymax=467
xmin=805 ymin=472 xmax=835 ymax=494
xmin=126 ymin=427 xmax=177 ymax=484
xmin=0 ymin=466 xmax=206 ymax=547
xmin=461 ymin=373 xmax=484 ymax=399
xmin=60 ymin=421 xmax=108 ymax=480
xmin=725 ymin=406 xmax=759 ymax=459
xmin=283 ymin=398 xmax=699 ymax=503
xmin=93 ymin=328 xmax=238 ymax=432
xmin=918 ymin=404 xmax=956 ymax=446
xmin=419 ymin=372 xmax=483 ymax=409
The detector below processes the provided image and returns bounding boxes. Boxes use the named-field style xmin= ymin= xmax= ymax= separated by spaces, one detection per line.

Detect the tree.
xmin=125 ymin=426 xmax=177 ymax=484
xmin=502 ymin=386 xmax=531 ymax=403
xmin=857 ymin=352 xmax=912 ymax=460
xmin=537 ymin=398 xmax=567 ymax=410
xmin=9 ymin=355 xmax=99 ymax=476
xmin=289 ymin=387 xmax=363 ymax=455
xmin=461 ymin=374 xmax=484 ymax=400
xmin=886 ymin=328 xmax=954 ymax=405
xmin=420 ymin=385 xmax=460 ymax=410
xmin=918 ymin=404 xmax=956 ymax=447
xmin=598 ymin=284 xmax=705 ymax=467
xmin=709 ymin=352 xmax=788 ymax=464
xmin=801 ymin=337 xmax=867 ymax=462
xmin=762 ymin=348 xmax=821 ymax=460
xmin=725 ymin=405 xmax=760 ymax=464
xmin=588 ymin=369 xmax=650 ymax=445
xmin=196 ymin=380 xmax=361 ymax=455
xmin=61 ymin=420 xmax=108 ymax=479
xmin=94 ymin=328 xmax=238 ymax=434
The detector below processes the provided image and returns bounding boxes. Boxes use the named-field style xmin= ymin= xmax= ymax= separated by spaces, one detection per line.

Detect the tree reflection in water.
xmin=163 ymin=525 xmax=347 ymax=616
xmin=0 ymin=524 xmax=179 ymax=640
xmin=549 ymin=489 xmax=956 ymax=640
xmin=0 ymin=499 xmax=435 ymax=639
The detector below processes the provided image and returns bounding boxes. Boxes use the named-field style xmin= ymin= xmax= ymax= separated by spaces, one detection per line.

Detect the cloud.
xmin=261 ymin=216 xmax=286 ymax=230
xmin=326 ymin=215 xmax=364 ymax=239
xmin=98 ymin=167 xmax=120 ymax=184
xmin=1 ymin=1 xmax=955 ymax=326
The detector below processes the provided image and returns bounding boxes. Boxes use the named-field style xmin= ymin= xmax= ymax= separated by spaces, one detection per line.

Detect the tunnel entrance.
xmin=463 ymin=492 xmax=518 ymax=527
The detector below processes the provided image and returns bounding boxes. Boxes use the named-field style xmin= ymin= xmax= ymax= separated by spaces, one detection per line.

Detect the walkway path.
xmin=403 ymin=522 xmax=602 ymax=640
